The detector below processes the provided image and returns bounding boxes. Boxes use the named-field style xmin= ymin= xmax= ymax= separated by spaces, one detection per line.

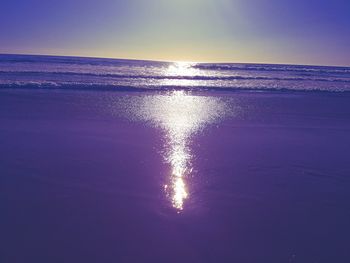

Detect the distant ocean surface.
xmin=1 ymin=54 xmax=350 ymax=92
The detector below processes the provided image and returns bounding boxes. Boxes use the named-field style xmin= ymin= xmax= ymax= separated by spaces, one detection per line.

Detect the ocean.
xmin=1 ymin=54 xmax=350 ymax=92
xmin=1 ymin=54 xmax=350 ymax=262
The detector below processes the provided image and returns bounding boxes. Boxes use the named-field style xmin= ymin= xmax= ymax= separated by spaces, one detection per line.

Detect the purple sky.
xmin=0 ymin=0 xmax=349 ymax=65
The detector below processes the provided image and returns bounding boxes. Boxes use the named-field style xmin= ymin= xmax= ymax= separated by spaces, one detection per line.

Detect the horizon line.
xmin=1 ymin=52 xmax=349 ymax=68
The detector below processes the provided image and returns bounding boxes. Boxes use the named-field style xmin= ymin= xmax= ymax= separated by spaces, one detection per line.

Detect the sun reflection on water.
xmin=160 ymin=61 xmax=205 ymax=87
xmin=166 ymin=62 xmax=200 ymax=77
xmin=130 ymin=63 xmax=229 ymax=211
xmin=166 ymin=127 xmax=190 ymax=210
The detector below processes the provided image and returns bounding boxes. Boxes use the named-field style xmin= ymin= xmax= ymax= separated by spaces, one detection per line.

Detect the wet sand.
xmin=1 ymin=89 xmax=350 ymax=262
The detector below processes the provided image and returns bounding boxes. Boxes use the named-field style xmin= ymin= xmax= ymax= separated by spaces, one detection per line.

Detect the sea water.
xmin=1 ymin=54 xmax=350 ymax=92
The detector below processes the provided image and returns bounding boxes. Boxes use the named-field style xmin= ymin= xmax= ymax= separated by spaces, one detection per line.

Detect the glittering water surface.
xmin=1 ymin=54 xmax=350 ymax=92
xmin=128 ymin=90 xmax=228 ymax=210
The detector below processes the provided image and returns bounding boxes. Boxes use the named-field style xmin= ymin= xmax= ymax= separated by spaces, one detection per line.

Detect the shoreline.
xmin=1 ymin=84 xmax=350 ymax=94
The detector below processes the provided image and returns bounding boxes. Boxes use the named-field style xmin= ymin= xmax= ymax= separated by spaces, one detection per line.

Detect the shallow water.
xmin=1 ymin=89 xmax=350 ymax=262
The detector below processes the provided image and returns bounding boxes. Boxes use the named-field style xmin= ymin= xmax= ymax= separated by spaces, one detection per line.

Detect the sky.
xmin=0 ymin=0 xmax=349 ymax=66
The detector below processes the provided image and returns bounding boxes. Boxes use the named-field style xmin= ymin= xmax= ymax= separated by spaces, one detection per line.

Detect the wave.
xmin=1 ymin=71 xmax=350 ymax=83
xmin=2 ymin=55 xmax=349 ymax=75
xmin=1 ymin=54 xmax=349 ymax=94
xmin=194 ymin=64 xmax=350 ymax=75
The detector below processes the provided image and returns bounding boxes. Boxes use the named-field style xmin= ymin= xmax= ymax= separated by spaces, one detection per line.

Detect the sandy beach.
xmin=1 ymin=89 xmax=349 ymax=262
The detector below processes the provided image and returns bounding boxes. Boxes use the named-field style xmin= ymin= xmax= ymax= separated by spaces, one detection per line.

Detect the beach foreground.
xmin=1 ymin=89 xmax=350 ymax=262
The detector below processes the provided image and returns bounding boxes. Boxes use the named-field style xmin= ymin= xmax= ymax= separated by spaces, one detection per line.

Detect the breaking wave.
xmin=1 ymin=54 xmax=349 ymax=92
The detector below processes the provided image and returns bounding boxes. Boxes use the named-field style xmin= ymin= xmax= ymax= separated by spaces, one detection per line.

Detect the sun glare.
xmin=166 ymin=61 xmax=199 ymax=76
xmin=129 ymin=85 xmax=228 ymax=211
